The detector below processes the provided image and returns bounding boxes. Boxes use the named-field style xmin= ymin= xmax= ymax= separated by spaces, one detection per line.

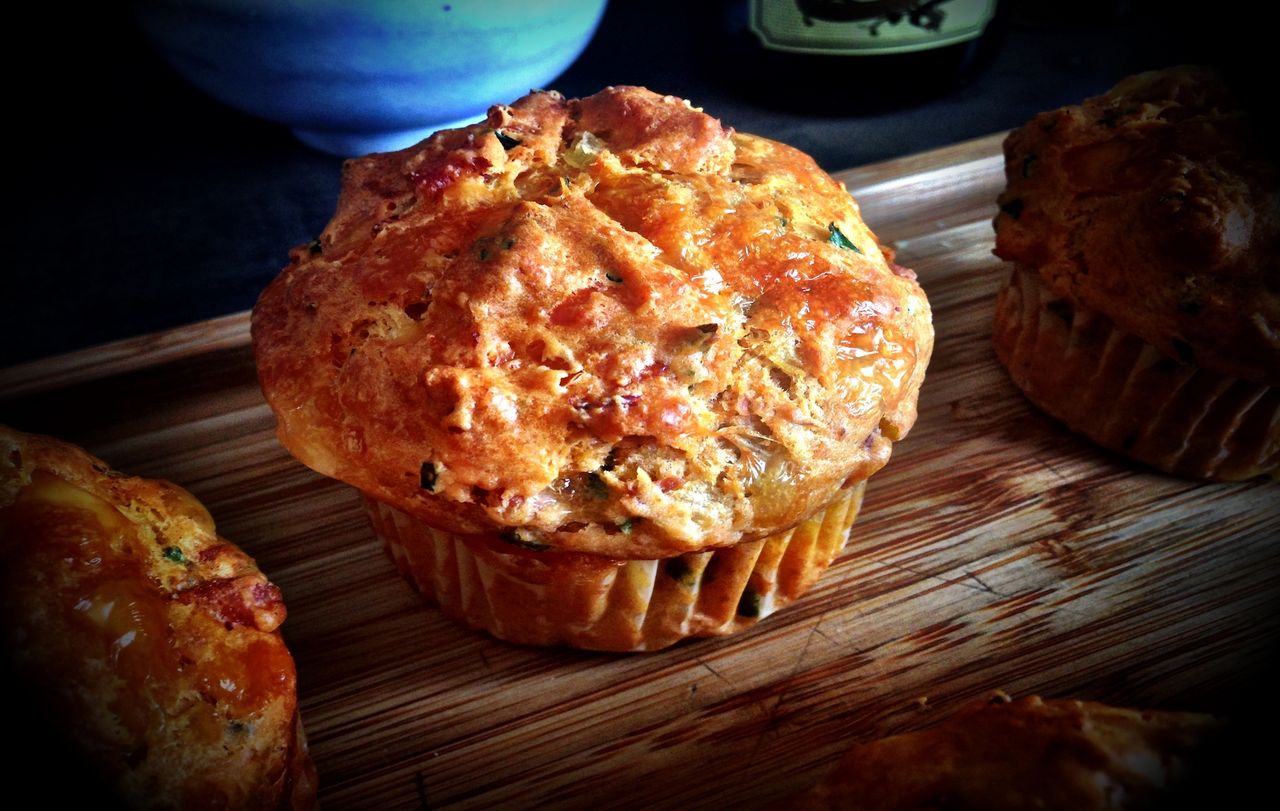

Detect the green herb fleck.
xmin=1021 ymin=154 xmax=1038 ymax=178
xmin=495 ymin=131 xmax=521 ymax=150
xmin=586 ymin=473 xmax=609 ymax=500
xmin=777 ymin=216 xmax=789 ymax=228
xmin=478 ymin=247 xmax=489 ymax=261
xmin=737 ymin=588 xmax=761 ymax=618
xmin=420 ymin=462 xmax=438 ymax=491
xmin=827 ymin=223 xmax=861 ymax=253
xmin=500 ymin=529 xmax=551 ymax=552
xmin=307 ymin=239 xmax=323 ymax=255
xmin=605 ymin=271 xmax=624 ymax=283
xmin=502 ymin=238 xmax=516 ymax=250
xmin=162 ymin=546 xmax=185 ymax=564
xmin=617 ymin=518 xmax=634 ymax=534
xmin=665 ymin=557 xmax=697 ymax=586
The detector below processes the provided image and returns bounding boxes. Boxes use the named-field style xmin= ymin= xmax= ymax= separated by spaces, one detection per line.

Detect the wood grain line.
xmin=2 ymin=132 xmax=1276 ymax=810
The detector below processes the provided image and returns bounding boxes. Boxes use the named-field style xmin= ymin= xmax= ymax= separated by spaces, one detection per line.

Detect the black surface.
xmin=3 ymin=1 xmax=1263 ymax=367
xmin=1 ymin=4 xmax=1275 ymax=805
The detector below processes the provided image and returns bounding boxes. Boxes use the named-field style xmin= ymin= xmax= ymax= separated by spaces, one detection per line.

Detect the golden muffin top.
xmin=0 ymin=425 xmax=316 ymax=810
xmin=787 ymin=694 xmax=1221 ymax=811
xmin=253 ymin=86 xmax=932 ymax=558
xmin=994 ymin=66 xmax=1279 ymax=384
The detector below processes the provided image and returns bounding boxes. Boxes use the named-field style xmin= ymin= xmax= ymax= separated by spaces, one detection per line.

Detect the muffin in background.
xmin=991 ymin=66 xmax=1278 ymax=480
xmin=252 ymin=86 xmax=932 ymax=651
xmin=0 ymin=424 xmax=316 ymax=809
xmin=784 ymin=693 xmax=1222 ymax=811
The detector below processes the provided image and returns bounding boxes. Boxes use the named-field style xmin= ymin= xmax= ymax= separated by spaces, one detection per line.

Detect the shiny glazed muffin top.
xmin=994 ymin=66 xmax=1279 ymax=384
xmin=253 ymin=87 xmax=932 ymax=558
xmin=0 ymin=425 xmax=315 ymax=809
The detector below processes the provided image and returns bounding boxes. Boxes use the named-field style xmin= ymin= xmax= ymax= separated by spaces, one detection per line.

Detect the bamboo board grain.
xmin=2 ymin=132 xmax=1277 ymax=809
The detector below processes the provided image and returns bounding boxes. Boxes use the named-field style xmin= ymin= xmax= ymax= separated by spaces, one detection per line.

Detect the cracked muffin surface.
xmin=0 ymin=424 xmax=316 ymax=809
xmin=990 ymin=67 xmax=1278 ymax=480
xmin=785 ymin=694 xmax=1221 ymax=811
xmin=993 ymin=66 xmax=1279 ymax=385
xmin=253 ymin=86 xmax=932 ymax=558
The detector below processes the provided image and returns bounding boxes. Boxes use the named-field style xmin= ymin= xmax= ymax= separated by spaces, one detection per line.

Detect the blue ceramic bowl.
xmin=132 ymin=0 xmax=608 ymax=156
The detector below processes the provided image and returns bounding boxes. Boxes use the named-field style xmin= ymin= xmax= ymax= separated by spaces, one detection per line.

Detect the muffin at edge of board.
xmin=781 ymin=692 xmax=1224 ymax=810
xmin=991 ymin=65 xmax=1278 ymax=480
xmin=0 ymin=423 xmax=317 ymax=809
xmin=252 ymin=85 xmax=933 ymax=650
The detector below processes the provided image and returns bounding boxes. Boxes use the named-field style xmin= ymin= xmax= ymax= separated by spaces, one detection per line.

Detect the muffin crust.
xmin=253 ymin=86 xmax=932 ymax=558
xmin=993 ymin=66 xmax=1279 ymax=385
xmin=0 ymin=425 xmax=316 ymax=810
xmin=788 ymin=694 xmax=1221 ymax=810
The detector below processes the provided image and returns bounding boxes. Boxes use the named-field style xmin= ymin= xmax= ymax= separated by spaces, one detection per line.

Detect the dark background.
xmin=1 ymin=1 xmax=1266 ymax=367
xmin=1 ymin=2 xmax=1274 ymax=806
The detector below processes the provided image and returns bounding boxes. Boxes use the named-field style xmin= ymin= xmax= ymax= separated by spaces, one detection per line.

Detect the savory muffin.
xmin=0 ymin=425 xmax=316 ymax=809
xmin=253 ymin=86 xmax=932 ymax=650
xmin=787 ymin=694 xmax=1222 ymax=810
xmin=992 ymin=66 xmax=1278 ymax=480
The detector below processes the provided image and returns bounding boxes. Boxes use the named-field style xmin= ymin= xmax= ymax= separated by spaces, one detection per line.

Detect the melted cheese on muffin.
xmin=0 ymin=425 xmax=316 ymax=810
xmin=253 ymin=86 xmax=932 ymax=557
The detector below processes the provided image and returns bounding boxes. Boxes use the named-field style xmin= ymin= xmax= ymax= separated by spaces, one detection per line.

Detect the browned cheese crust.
xmin=0 ymin=425 xmax=317 ymax=810
xmin=993 ymin=66 xmax=1279 ymax=385
xmin=789 ymin=694 xmax=1221 ymax=811
xmin=252 ymin=86 xmax=933 ymax=558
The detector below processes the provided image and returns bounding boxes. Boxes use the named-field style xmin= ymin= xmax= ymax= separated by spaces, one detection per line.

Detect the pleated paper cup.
xmin=994 ymin=265 xmax=1278 ymax=480
xmin=362 ymin=482 xmax=865 ymax=652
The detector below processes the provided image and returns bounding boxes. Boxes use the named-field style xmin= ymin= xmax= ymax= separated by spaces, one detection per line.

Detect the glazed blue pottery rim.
xmin=292 ymin=113 xmax=487 ymax=158
xmin=133 ymin=0 xmax=609 ymax=156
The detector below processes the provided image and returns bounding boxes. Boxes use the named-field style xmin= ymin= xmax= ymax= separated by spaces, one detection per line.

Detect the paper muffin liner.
xmin=362 ymin=482 xmax=865 ymax=652
xmin=993 ymin=265 xmax=1278 ymax=480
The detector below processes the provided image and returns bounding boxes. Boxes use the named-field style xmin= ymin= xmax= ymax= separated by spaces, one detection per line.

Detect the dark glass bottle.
xmin=706 ymin=0 xmax=1005 ymax=113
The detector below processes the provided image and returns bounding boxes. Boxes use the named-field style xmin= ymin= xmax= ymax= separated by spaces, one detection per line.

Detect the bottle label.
xmin=750 ymin=0 xmax=996 ymax=56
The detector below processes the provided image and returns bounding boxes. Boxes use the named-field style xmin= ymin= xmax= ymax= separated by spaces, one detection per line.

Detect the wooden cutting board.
xmin=2 ymin=133 xmax=1277 ymax=809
